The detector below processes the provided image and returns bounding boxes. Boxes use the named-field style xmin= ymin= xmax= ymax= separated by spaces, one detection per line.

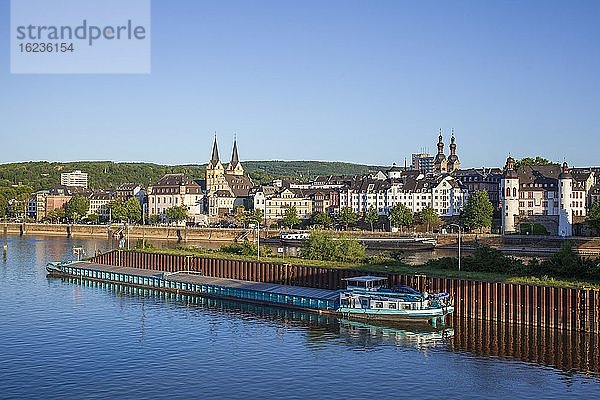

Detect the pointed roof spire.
xmin=230 ymin=136 xmax=239 ymax=167
xmin=211 ymin=133 xmax=220 ymax=164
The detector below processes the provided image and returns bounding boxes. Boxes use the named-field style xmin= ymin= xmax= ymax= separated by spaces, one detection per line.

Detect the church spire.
xmin=230 ymin=137 xmax=239 ymax=166
xmin=226 ymin=136 xmax=244 ymax=175
xmin=450 ymin=128 xmax=456 ymax=155
xmin=210 ymin=134 xmax=220 ymax=164
xmin=437 ymin=128 xmax=444 ymax=155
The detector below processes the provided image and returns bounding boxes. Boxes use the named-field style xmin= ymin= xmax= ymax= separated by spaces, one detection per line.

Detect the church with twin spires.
xmin=433 ymin=128 xmax=461 ymax=174
xmin=205 ymin=136 xmax=253 ymax=217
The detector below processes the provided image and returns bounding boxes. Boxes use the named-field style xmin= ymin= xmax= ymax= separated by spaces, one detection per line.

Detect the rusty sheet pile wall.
xmin=90 ymin=250 xmax=600 ymax=334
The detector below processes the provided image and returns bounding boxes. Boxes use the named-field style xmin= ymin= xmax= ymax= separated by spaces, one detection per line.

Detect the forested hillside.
xmin=0 ymin=160 xmax=382 ymax=192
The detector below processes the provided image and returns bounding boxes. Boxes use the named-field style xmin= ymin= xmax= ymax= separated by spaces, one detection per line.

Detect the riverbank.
xmin=4 ymin=222 xmax=600 ymax=256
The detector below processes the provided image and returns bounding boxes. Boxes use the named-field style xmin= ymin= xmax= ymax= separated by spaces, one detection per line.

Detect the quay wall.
xmin=7 ymin=222 xmax=600 ymax=254
xmin=90 ymin=250 xmax=600 ymax=334
xmin=4 ymin=223 xmax=250 ymax=242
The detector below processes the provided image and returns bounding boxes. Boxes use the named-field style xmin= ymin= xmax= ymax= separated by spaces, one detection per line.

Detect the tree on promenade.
xmin=166 ymin=206 xmax=188 ymax=224
xmin=338 ymin=207 xmax=358 ymax=230
xmin=47 ymin=208 xmax=65 ymax=223
xmin=462 ymin=190 xmax=493 ymax=232
xmin=282 ymin=206 xmax=300 ymax=229
xmin=420 ymin=206 xmax=441 ymax=233
xmin=65 ymin=195 xmax=90 ymax=222
xmin=364 ymin=206 xmax=379 ymax=232
xmin=587 ymin=200 xmax=600 ymax=233
xmin=124 ymin=198 xmax=142 ymax=223
xmin=108 ymin=198 xmax=142 ymax=223
xmin=312 ymin=212 xmax=333 ymax=228
xmin=389 ymin=203 xmax=413 ymax=233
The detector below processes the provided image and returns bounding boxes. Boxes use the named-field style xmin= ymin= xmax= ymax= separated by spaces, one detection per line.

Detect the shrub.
xmin=301 ymin=230 xmax=366 ymax=263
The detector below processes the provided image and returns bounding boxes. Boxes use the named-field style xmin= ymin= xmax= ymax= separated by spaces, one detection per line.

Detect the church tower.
xmin=447 ymin=129 xmax=461 ymax=173
xmin=433 ymin=129 xmax=448 ymax=174
xmin=558 ymin=161 xmax=573 ymax=237
xmin=206 ymin=135 xmax=225 ymax=192
xmin=501 ymin=156 xmax=519 ymax=234
xmin=226 ymin=138 xmax=245 ymax=176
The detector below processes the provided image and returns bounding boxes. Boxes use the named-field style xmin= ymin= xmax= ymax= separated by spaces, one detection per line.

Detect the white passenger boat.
xmin=280 ymin=232 xmax=310 ymax=240
xmin=338 ymin=276 xmax=454 ymax=324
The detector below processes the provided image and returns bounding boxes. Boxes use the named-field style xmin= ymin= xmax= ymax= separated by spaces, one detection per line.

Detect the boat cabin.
xmin=342 ymin=276 xmax=388 ymax=292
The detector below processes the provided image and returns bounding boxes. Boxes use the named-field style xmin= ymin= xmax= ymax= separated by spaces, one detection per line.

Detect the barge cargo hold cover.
xmin=48 ymin=262 xmax=340 ymax=312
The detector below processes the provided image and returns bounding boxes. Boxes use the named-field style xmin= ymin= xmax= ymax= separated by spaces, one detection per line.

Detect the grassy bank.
xmin=125 ymin=245 xmax=600 ymax=290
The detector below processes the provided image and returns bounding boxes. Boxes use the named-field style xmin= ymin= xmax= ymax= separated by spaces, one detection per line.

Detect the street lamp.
xmin=249 ymin=222 xmax=260 ymax=261
xmin=449 ymin=223 xmax=462 ymax=272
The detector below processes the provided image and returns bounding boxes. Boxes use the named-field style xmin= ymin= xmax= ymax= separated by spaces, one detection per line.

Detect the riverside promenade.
xmin=6 ymin=222 xmax=600 ymax=255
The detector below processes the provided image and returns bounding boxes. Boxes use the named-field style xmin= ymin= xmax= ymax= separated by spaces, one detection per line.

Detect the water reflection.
xmin=56 ymin=276 xmax=600 ymax=378
xmin=450 ymin=317 xmax=600 ymax=378
xmin=59 ymin=277 xmax=452 ymax=351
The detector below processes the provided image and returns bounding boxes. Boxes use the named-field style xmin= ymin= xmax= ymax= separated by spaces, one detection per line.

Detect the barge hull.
xmin=48 ymin=262 xmax=340 ymax=315
xmin=338 ymin=306 xmax=455 ymax=322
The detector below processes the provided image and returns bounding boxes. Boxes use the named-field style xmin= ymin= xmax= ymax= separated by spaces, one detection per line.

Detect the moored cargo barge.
xmin=47 ymin=260 xmax=453 ymax=325
xmin=47 ymin=261 xmax=340 ymax=313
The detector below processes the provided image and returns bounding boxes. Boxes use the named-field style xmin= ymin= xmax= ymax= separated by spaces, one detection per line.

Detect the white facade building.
xmin=147 ymin=174 xmax=204 ymax=223
xmin=60 ymin=170 xmax=89 ymax=188
xmin=501 ymin=158 xmax=588 ymax=236
xmin=337 ymin=172 xmax=468 ymax=218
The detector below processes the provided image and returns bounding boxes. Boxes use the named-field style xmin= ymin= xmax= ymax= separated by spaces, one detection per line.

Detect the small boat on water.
xmin=338 ymin=276 xmax=453 ymax=324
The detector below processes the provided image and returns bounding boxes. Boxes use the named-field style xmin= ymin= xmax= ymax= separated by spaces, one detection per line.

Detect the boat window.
xmin=403 ymin=303 xmax=411 ymax=310
xmin=375 ymin=302 xmax=383 ymax=308
xmin=389 ymin=303 xmax=397 ymax=309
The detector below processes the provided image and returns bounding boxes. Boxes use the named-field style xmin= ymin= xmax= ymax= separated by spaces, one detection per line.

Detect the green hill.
xmin=0 ymin=160 xmax=384 ymax=193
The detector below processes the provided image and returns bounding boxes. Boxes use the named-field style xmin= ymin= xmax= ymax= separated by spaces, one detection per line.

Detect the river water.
xmin=1 ymin=235 xmax=598 ymax=399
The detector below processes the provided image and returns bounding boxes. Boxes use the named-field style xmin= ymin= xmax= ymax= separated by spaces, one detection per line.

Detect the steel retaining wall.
xmin=90 ymin=250 xmax=600 ymax=334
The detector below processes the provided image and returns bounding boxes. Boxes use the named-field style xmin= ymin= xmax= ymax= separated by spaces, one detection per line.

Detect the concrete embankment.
xmin=4 ymin=223 xmax=600 ymax=255
xmin=89 ymin=249 xmax=600 ymax=334
xmin=3 ymin=223 xmax=255 ymax=242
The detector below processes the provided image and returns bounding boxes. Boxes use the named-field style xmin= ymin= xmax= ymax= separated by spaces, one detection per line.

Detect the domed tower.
xmin=206 ymin=135 xmax=225 ymax=192
xmin=226 ymin=138 xmax=245 ymax=176
xmin=447 ymin=129 xmax=461 ymax=173
xmin=433 ymin=129 xmax=447 ymax=174
xmin=558 ymin=161 xmax=573 ymax=237
xmin=501 ymin=156 xmax=519 ymax=234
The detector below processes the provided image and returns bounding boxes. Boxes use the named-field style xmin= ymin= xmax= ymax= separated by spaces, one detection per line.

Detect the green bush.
xmin=301 ymin=230 xmax=366 ymax=263
xmin=540 ymin=242 xmax=596 ymax=279
xmin=424 ymin=243 xmax=600 ymax=281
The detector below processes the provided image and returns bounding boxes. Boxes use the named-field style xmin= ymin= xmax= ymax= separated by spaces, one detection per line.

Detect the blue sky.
xmin=1 ymin=0 xmax=599 ymax=168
